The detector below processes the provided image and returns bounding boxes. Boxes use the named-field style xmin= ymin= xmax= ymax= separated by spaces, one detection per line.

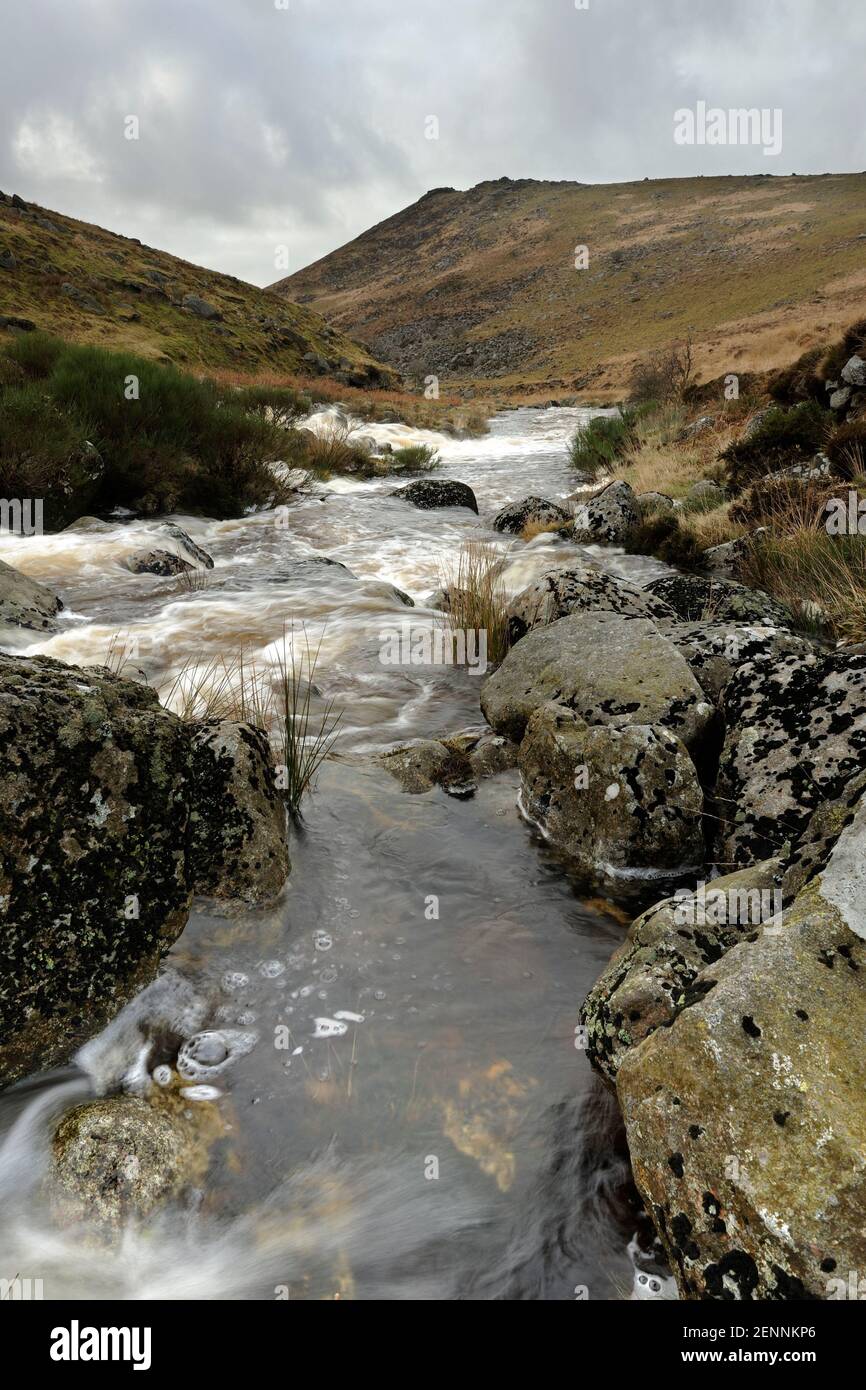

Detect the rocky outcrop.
xmin=492 ymin=495 xmax=570 ymax=534
xmin=617 ymin=843 xmax=866 ymax=1300
xmin=506 ymin=561 xmax=675 ymax=644
xmin=714 ymin=649 xmax=866 ymax=868
xmin=571 ymin=481 xmax=639 ymax=543
xmin=480 ymin=611 xmax=715 ymax=754
xmin=391 ymin=479 xmax=478 ymax=513
xmin=581 ymin=858 xmax=782 ymax=1086
xmin=0 ymin=654 xmax=288 ymax=1089
xmin=0 ymin=558 xmax=64 ymax=631
xmin=645 ymin=574 xmax=794 ymax=629
xmin=518 ymin=703 xmax=704 ymax=881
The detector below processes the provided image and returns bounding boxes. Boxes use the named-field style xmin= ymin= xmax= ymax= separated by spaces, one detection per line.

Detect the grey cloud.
xmin=1 ymin=0 xmax=863 ymax=286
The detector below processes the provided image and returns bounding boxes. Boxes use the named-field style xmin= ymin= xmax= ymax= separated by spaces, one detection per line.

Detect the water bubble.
xmin=152 ymin=1065 xmax=172 ymax=1087
xmin=258 ymin=960 xmax=285 ymax=979
xmin=180 ymin=1085 xmax=222 ymax=1102
xmin=319 ymin=967 xmax=338 ymax=984
xmin=221 ymin=971 xmax=249 ymax=994
xmin=314 ymin=932 xmax=333 ymax=952
xmin=313 ymin=1017 xmax=348 ymax=1039
xmin=177 ymin=1029 xmax=257 ymax=1082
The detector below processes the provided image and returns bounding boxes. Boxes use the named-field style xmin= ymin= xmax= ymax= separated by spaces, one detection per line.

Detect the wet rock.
xmin=581 ymin=859 xmax=782 ymax=1086
xmin=0 ymin=656 xmax=289 ymax=1088
xmin=571 ymin=481 xmax=639 ymax=543
xmin=714 ymin=650 xmax=866 ymax=868
xmin=492 ymin=495 xmax=570 ymax=534
xmin=617 ymin=852 xmax=866 ymax=1300
xmin=480 ymin=611 xmax=715 ymax=754
xmin=656 ymin=620 xmax=815 ymax=703
xmin=156 ymin=523 xmax=214 ymax=569
xmin=181 ymin=293 xmax=222 ymax=320
xmin=187 ymin=721 xmax=290 ymax=903
xmin=519 ymin=703 xmax=704 ymax=881
xmin=62 ymin=516 xmax=114 ymax=534
xmin=0 ymin=558 xmax=63 ymax=631
xmin=380 ymin=728 xmax=518 ymax=795
xmin=391 ymin=478 xmax=478 ymax=513
xmin=645 ymin=574 xmax=794 ymax=629
xmin=128 ymin=549 xmax=194 ymax=577
xmin=49 ymin=1093 xmax=222 ymax=1229
xmin=506 ymin=561 xmax=675 ymax=644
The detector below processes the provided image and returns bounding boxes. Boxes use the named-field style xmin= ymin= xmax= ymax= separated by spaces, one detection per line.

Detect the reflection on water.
xmin=0 ymin=408 xmax=671 ymax=1300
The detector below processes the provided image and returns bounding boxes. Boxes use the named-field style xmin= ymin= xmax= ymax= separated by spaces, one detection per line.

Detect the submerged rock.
xmin=156 ymin=523 xmax=215 ymax=570
xmin=391 ymin=479 xmax=478 ymax=513
xmin=379 ymin=728 xmax=518 ymax=796
xmin=492 ymin=495 xmax=570 ymax=534
xmin=506 ymin=561 xmax=675 ymax=643
xmin=0 ymin=557 xmax=64 ymax=631
xmin=518 ymin=702 xmax=704 ymax=881
xmin=480 ymin=611 xmax=715 ymax=753
xmin=49 ymin=1092 xmax=224 ymax=1229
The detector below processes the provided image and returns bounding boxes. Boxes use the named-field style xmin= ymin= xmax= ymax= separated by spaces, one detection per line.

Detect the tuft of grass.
xmin=740 ymin=529 xmax=866 ymax=643
xmin=3 ymin=331 xmax=66 ymax=381
xmin=439 ymin=540 xmax=510 ymax=665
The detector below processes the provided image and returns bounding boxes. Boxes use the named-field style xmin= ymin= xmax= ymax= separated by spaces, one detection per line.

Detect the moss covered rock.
xmin=506 ymin=561 xmax=675 ymax=644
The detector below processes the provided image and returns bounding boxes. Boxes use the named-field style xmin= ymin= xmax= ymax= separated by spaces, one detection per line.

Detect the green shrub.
xmin=721 ymin=402 xmax=830 ymax=492
xmin=233 ymin=384 xmax=306 ymax=429
xmin=623 ymin=512 xmax=706 ymax=571
xmin=3 ymin=331 xmax=66 ymax=380
xmin=569 ymin=409 xmax=636 ymax=475
xmin=0 ymin=383 xmax=101 ymax=527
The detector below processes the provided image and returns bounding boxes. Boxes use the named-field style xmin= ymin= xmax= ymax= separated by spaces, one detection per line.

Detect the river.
xmin=0 ymin=406 xmax=675 ymax=1301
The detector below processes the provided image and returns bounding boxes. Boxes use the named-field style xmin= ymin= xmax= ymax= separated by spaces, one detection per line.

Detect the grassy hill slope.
xmin=273 ymin=173 xmax=866 ymax=400
xmin=0 ymin=188 xmax=395 ymax=387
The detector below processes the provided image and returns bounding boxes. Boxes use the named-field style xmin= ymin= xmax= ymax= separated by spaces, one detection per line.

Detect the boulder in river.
xmin=581 ymin=857 xmax=782 ymax=1086
xmin=156 ymin=523 xmax=215 ymax=569
xmin=492 ymin=495 xmax=570 ymax=534
xmin=128 ymin=549 xmax=194 ymax=577
xmin=0 ymin=654 xmax=289 ymax=1089
xmin=617 ymin=810 xmax=866 ymax=1299
xmin=518 ymin=702 xmax=704 ymax=881
xmin=480 ymin=610 xmax=715 ymax=754
xmin=391 ymin=479 xmax=478 ymax=513
xmin=656 ymin=619 xmax=815 ymax=704
xmin=571 ymin=480 xmax=640 ymax=543
xmin=0 ymin=557 xmax=63 ymax=631
xmin=506 ymin=561 xmax=675 ymax=644
xmin=379 ymin=727 xmax=519 ymax=797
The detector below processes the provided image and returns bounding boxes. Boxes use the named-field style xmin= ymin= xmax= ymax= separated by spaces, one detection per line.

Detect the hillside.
xmin=0 ymin=189 xmax=395 ymax=387
xmin=273 ymin=173 xmax=866 ymax=400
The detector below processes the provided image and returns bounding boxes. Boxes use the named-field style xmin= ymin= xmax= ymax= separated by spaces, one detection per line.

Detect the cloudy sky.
xmin=2 ymin=0 xmax=864 ymax=286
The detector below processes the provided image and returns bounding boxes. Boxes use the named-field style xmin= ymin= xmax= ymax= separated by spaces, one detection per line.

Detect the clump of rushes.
xmin=390 ymin=443 xmax=440 ymax=473
xmin=741 ymin=530 xmax=866 ymax=643
xmin=441 ymin=540 xmax=510 ymax=666
xmin=156 ymin=632 xmax=341 ymax=817
xmin=569 ymin=408 xmax=638 ymax=476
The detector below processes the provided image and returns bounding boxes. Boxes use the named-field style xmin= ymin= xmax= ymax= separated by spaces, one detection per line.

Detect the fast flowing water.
xmin=0 ymin=407 xmax=674 ymax=1301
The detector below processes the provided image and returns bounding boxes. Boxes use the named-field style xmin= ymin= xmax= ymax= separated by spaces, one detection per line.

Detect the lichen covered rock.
xmin=518 ymin=702 xmax=704 ymax=881
xmin=480 ymin=610 xmax=715 ymax=753
xmin=506 ymin=561 xmax=675 ymax=644
xmin=571 ymin=481 xmax=639 ymax=543
xmin=645 ymin=574 xmax=794 ymax=629
xmin=392 ymin=478 xmax=478 ymax=513
xmin=492 ymin=495 xmax=570 ymax=534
